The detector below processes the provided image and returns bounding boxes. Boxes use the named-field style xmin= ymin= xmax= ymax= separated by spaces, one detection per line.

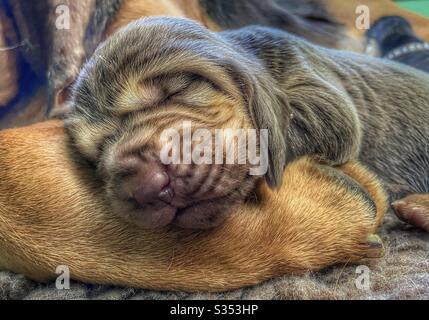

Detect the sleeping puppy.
xmin=66 ymin=17 xmax=429 ymax=230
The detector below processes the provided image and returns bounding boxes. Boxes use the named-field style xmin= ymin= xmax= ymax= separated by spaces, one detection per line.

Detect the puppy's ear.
xmin=247 ymin=74 xmax=289 ymax=189
xmin=215 ymin=55 xmax=289 ymax=188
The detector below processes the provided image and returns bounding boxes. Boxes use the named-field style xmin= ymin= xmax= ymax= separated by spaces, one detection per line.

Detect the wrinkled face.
xmin=67 ymin=17 xmax=287 ymax=229
xmin=68 ymin=72 xmax=262 ymax=229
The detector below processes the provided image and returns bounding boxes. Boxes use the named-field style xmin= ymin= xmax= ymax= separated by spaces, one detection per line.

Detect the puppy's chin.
xmin=174 ymin=199 xmax=239 ymax=230
xmin=110 ymin=197 xmax=237 ymax=230
xmin=111 ymin=198 xmax=178 ymax=229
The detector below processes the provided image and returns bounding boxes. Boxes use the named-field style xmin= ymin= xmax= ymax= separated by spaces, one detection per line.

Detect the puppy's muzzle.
xmin=111 ymin=147 xmax=233 ymax=230
xmin=133 ymin=170 xmax=173 ymax=206
xmin=130 ymin=162 xmax=179 ymax=229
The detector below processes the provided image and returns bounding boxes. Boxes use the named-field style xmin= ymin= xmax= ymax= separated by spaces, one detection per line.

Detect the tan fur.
xmin=0 ymin=121 xmax=386 ymax=291
xmin=107 ymin=0 xmax=220 ymax=34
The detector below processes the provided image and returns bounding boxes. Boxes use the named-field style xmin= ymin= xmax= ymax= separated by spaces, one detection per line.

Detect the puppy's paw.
xmin=392 ymin=194 xmax=429 ymax=232
xmin=338 ymin=161 xmax=388 ymax=226
xmin=336 ymin=162 xmax=388 ymax=260
xmin=324 ymin=163 xmax=387 ymax=260
xmin=273 ymin=158 xmax=388 ymax=267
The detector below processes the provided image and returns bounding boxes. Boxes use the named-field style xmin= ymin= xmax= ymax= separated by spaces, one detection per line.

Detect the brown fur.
xmin=108 ymin=0 xmax=220 ymax=33
xmin=0 ymin=121 xmax=386 ymax=291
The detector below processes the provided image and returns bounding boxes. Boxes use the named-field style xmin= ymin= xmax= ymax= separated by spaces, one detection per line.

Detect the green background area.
xmin=396 ymin=0 xmax=429 ymax=17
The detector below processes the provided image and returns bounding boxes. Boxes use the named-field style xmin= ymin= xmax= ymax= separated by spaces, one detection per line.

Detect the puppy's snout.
xmin=133 ymin=171 xmax=174 ymax=206
xmin=109 ymin=138 xmax=250 ymax=229
xmin=108 ymin=148 xmax=180 ymax=228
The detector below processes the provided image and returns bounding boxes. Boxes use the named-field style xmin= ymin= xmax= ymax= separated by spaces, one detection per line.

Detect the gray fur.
xmin=199 ymin=0 xmax=346 ymax=48
xmin=69 ymin=18 xmax=429 ymax=201
xmin=222 ymin=25 xmax=429 ymax=199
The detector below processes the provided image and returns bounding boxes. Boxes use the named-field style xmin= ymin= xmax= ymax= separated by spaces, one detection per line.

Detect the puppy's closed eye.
xmin=115 ymin=73 xmax=217 ymax=115
xmin=172 ymin=77 xmax=221 ymax=107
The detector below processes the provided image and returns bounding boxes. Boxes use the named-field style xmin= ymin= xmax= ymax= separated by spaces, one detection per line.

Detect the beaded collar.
xmin=385 ymin=42 xmax=429 ymax=60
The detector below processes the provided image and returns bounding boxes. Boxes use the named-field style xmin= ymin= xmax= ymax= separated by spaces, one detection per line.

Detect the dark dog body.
xmin=200 ymin=0 xmax=345 ymax=48
xmin=222 ymin=26 xmax=429 ymax=200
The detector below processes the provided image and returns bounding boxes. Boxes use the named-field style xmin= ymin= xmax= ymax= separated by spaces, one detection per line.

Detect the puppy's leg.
xmin=393 ymin=195 xmax=429 ymax=232
xmin=0 ymin=122 xmax=386 ymax=291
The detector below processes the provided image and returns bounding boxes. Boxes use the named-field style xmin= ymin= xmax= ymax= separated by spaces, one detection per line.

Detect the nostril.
xmin=159 ymin=187 xmax=174 ymax=204
xmin=133 ymin=171 xmax=170 ymax=206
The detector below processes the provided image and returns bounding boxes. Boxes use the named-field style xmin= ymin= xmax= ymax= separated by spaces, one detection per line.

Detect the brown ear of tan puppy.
xmin=0 ymin=121 xmax=386 ymax=292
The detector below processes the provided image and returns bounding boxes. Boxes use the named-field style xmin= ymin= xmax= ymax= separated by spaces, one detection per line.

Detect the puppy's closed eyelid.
xmin=151 ymin=72 xmax=193 ymax=91
xmin=130 ymin=74 xmax=193 ymax=109
xmin=174 ymin=82 xmax=220 ymax=107
xmin=164 ymin=77 xmax=197 ymax=96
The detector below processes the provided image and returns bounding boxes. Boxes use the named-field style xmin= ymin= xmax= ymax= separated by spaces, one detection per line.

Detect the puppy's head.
xmin=66 ymin=17 xmax=288 ymax=229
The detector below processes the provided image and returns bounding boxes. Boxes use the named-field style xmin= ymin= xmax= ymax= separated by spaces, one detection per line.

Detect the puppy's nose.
xmin=133 ymin=171 xmax=174 ymax=206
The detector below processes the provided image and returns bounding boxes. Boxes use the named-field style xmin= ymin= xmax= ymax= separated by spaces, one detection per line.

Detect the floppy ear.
xmin=215 ymin=54 xmax=289 ymax=189
xmin=247 ymin=73 xmax=289 ymax=189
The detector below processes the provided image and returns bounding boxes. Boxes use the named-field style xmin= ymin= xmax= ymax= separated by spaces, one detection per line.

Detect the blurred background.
xmin=397 ymin=0 xmax=429 ymax=17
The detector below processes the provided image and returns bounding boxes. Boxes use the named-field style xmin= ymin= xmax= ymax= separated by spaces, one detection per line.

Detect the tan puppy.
xmin=0 ymin=121 xmax=386 ymax=291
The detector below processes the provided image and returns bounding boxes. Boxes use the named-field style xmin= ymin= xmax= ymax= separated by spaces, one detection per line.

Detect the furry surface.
xmin=1 ymin=211 xmax=427 ymax=300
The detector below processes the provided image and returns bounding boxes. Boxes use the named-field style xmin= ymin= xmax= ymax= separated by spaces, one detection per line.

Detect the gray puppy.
xmin=67 ymin=18 xmax=429 ymax=229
